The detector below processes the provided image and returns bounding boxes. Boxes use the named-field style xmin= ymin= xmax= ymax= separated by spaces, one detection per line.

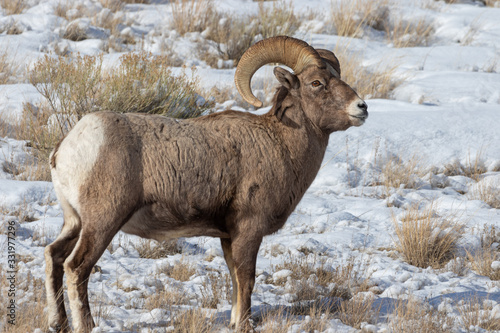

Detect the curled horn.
xmin=235 ymin=36 xmax=324 ymax=108
xmin=316 ymin=49 xmax=341 ymax=79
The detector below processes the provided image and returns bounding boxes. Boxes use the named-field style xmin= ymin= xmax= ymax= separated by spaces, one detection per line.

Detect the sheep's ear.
xmin=274 ymin=67 xmax=299 ymax=90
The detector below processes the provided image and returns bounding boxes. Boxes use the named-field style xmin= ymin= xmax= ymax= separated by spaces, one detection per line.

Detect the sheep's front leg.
xmin=221 ymin=238 xmax=239 ymax=327
xmin=230 ymin=232 xmax=262 ymax=331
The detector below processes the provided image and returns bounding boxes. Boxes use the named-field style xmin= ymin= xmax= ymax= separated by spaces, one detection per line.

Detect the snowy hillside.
xmin=1 ymin=0 xmax=499 ymax=332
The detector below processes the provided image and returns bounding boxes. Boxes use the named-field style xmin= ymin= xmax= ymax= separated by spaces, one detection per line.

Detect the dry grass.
xmin=0 ymin=267 xmax=49 ymax=332
xmin=98 ymin=0 xmax=124 ymax=12
xmin=334 ymin=44 xmax=403 ymax=100
xmin=204 ymin=85 xmax=239 ymax=105
xmin=122 ymin=0 xmax=149 ymax=3
xmin=144 ymin=286 xmax=191 ymax=310
xmin=135 ymin=239 xmax=183 ymax=259
xmin=0 ymin=197 xmax=37 ymax=223
xmin=381 ymin=153 xmax=428 ymax=197
xmin=0 ymin=19 xmax=24 ymax=35
xmin=468 ymin=177 xmax=500 ymax=208
xmin=443 ymin=150 xmax=487 ymax=180
xmin=270 ymin=253 xmax=371 ymax=302
xmin=201 ymin=14 xmax=257 ymax=67
xmin=158 ymin=256 xmax=197 ymax=282
xmin=463 ymin=149 xmax=487 ymax=180
xmin=330 ymin=0 xmax=433 ymax=47
xmin=0 ymin=0 xmax=27 ymax=15
xmin=387 ymin=16 xmax=434 ymax=48
xmin=329 ymin=0 xmax=383 ymax=37
xmin=337 ymin=293 xmax=378 ymax=329
xmin=482 ymin=0 xmax=500 ymax=7
xmin=257 ymin=301 xmax=337 ymax=332
xmin=461 ymin=15 xmax=484 ymax=46
xmin=387 ymin=296 xmax=454 ymax=333
xmin=171 ymin=308 xmax=219 ymax=333
xmin=54 ymin=1 xmax=88 ymax=20
xmin=466 ymin=226 xmax=500 ymax=280
xmin=62 ymin=21 xmax=90 ymax=42
xmin=298 ymin=302 xmax=337 ymax=332
xmin=393 ymin=202 xmax=464 ymax=269
xmin=92 ymin=7 xmax=124 ymax=36
xmin=172 ymin=0 xmax=297 ymax=67
xmin=256 ymin=0 xmax=298 ymax=39
xmin=199 ymin=271 xmax=232 ymax=309
xmin=458 ymin=295 xmax=500 ymax=331
xmin=0 ymin=49 xmax=20 ymax=84
xmin=5 ymin=103 xmax=57 ymax=181
xmin=170 ymin=0 xmax=215 ymax=36
xmin=256 ymin=307 xmax=297 ymax=333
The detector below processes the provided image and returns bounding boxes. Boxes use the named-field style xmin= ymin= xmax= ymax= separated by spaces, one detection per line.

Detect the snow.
xmin=1 ymin=0 xmax=499 ymax=332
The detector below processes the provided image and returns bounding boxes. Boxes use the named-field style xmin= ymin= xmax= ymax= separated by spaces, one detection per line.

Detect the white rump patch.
xmin=51 ymin=114 xmax=106 ymax=214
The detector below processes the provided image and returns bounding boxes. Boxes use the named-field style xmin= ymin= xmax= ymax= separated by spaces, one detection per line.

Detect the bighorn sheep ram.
xmin=45 ymin=36 xmax=368 ymax=332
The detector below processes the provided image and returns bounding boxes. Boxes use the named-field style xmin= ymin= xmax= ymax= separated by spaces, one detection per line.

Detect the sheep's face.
xmin=274 ymin=65 xmax=368 ymax=134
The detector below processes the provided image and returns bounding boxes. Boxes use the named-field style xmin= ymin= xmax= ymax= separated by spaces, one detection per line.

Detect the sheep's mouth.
xmin=349 ymin=114 xmax=367 ymax=123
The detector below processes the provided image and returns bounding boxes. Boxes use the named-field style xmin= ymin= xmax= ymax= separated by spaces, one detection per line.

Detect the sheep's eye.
xmin=311 ymin=80 xmax=322 ymax=87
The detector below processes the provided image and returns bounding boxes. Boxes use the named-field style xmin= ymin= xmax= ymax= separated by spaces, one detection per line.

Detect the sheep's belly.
xmin=121 ymin=206 xmax=230 ymax=241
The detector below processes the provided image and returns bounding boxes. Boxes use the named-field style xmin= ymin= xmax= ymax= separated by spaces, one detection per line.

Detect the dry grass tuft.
xmin=144 ymin=285 xmax=191 ymax=310
xmin=270 ymin=253 xmax=371 ymax=302
xmin=199 ymin=271 xmax=232 ymax=309
xmin=387 ymin=16 xmax=434 ymax=48
xmin=466 ymin=226 xmax=500 ymax=280
xmin=468 ymin=177 xmax=500 ymax=208
xmin=0 ymin=49 xmax=21 ymax=84
xmin=330 ymin=1 xmax=433 ymax=47
xmin=158 ymin=256 xmax=197 ymax=282
xmin=172 ymin=0 xmax=297 ymax=67
xmin=482 ymin=0 xmax=500 ymax=7
xmin=458 ymin=295 xmax=500 ymax=331
xmin=256 ymin=0 xmax=298 ymax=39
xmin=201 ymin=14 xmax=257 ymax=67
xmin=98 ymin=0 xmax=124 ymax=12
xmin=393 ymin=202 xmax=464 ymax=269
xmin=122 ymin=0 xmax=149 ymax=3
xmin=0 ymin=0 xmax=27 ymax=15
xmin=62 ymin=21 xmax=89 ymax=42
xmin=257 ymin=301 xmax=337 ymax=332
xmin=443 ymin=151 xmax=487 ymax=180
xmin=256 ymin=307 xmax=296 ymax=333
xmin=388 ymin=296 xmax=453 ymax=333
xmin=329 ymin=0 xmax=381 ymax=37
xmin=381 ymin=153 xmax=428 ymax=197
xmin=54 ymin=2 xmax=88 ymax=21
xmin=334 ymin=45 xmax=403 ymax=100
xmin=463 ymin=149 xmax=487 ymax=180
xmin=170 ymin=0 xmax=215 ymax=36
xmin=135 ymin=239 xmax=183 ymax=259
xmin=0 ymin=268 xmax=48 ymax=332
xmin=171 ymin=308 xmax=219 ymax=333
xmin=337 ymin=293 xmax=378 ymax=329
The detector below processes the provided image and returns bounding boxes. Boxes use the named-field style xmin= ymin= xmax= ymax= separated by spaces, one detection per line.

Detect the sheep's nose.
xmin=358 ymin=102 xmax=368 ymax=113
xmin=357 ymin=101 xmax=368 ymax=118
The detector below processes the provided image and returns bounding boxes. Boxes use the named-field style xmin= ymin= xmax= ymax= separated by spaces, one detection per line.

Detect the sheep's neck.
xmin=269 ymin=109 xmax=329 ymax=195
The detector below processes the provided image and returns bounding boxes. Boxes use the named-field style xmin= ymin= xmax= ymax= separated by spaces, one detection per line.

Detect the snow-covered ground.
xmin=1 ymin=0 xmax=500 ymax=332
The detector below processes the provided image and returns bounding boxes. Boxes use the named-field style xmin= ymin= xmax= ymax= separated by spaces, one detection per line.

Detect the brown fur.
xmin=45 ymin=50 xmax=367 ymax=332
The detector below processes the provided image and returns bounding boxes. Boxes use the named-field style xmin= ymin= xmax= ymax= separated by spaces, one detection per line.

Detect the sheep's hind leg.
xmin=221 ymin=238 xmax=239 ymax=327
xmin=63 ymin=212 xmax=127 ymax=333
xmin=45 ymin=199 xmax=81 ymax=333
